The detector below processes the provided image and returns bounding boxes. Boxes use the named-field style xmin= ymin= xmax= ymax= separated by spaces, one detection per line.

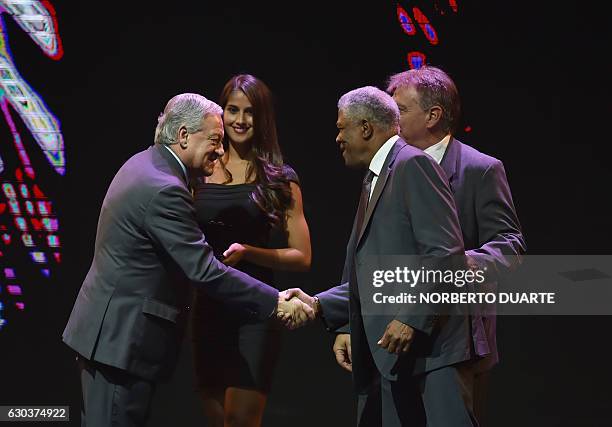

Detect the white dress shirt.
xmin=367 ymin=135 xmax=400 ymax=200
xmin=423 ymin=134 xmax=451 ymax=165
xmin=162 ymin=144 xmax=188 ymax=182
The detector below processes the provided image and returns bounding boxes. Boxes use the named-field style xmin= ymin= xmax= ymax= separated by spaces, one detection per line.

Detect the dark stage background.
xmin=1 ymin=1 xmax=610 ymax=426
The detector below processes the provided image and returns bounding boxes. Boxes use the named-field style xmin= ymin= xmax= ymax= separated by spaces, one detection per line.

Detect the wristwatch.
xmin=313 ymin=295 xmax=322 ymax=318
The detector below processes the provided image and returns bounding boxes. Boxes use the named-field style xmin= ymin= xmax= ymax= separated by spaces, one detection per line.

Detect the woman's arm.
xmin=222 ymin=182 xmax=312 ymax=271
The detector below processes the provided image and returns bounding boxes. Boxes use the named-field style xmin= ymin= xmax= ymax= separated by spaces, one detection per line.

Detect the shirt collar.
xmin=423 ymin=134 xmax=451 ymax=164
xmin=368 ymin=135 xmax=399 ymax=176
xmin=162 ymin=144 xmax=189 ymax=182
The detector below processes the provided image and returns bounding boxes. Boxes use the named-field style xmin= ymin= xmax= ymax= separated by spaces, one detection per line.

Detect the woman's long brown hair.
xmin=219 ymin=74 xmax=293 ymax=229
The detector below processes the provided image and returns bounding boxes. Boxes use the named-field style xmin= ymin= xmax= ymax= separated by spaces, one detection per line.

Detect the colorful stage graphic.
xmin=0 ymin=0 xmax=63 ymax=329
xmin=395 ymin=1 xmax=457 ymax=69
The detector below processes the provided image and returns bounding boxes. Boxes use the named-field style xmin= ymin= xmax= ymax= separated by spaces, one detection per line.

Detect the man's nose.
xmin=215 ymin=144 xmax=225 ymax=157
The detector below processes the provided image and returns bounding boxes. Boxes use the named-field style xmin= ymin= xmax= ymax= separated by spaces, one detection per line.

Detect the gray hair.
xmin=337 ymin=86 xmax=399 ymax=131
xmin=155 ymin=93 xmax=223 ymax=145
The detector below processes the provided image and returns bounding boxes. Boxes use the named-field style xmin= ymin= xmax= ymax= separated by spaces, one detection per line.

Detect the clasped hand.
xmin=276 ymin=288 xmax=318 ymax=330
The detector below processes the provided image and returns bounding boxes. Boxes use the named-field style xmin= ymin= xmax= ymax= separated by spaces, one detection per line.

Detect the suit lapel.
xmin=440 ymin=137 xmax=460 ymax=192
xmin=356 ymin=139 xmax=406 ymax=247
xmin=154 ymin=143 xmax=190 ymax=188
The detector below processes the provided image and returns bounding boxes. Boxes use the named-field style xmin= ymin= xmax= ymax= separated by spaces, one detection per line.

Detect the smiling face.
xmin=335 ymin=109 xmax=370 ymax=169
xmin=223 ymin=90 xmax=255 ymax=146
xmin=182 ymin=113 xmax=225 ymax=177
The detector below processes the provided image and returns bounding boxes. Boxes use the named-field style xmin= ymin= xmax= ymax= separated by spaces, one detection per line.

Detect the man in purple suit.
xmin=386 ymin=65 xmax=526 ymax=424
xmin=63 ymin=93 xmax=313 ymax=427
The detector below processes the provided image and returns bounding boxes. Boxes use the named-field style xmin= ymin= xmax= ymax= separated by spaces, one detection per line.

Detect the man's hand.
xmin=333 ymin=333 xmax=352 ymax=372
xmin=282 ymin=287 xmax=321 ymax=318
xmin=222 ymin=243 xmax=247 ymax=267
xmin=276 ymin=290 xmax=315 ymax=330
xmin=377 ymin=320 xmax=415 ymax=354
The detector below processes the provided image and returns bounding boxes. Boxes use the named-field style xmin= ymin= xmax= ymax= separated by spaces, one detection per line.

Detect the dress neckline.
xmin=200 ymin=182 xmax=256 ymax=186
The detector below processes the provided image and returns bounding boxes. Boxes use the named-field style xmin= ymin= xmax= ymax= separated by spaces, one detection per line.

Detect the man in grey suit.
xmin=63 ymin=93 xmax=312 ymax=427
xmin=286 ymin=87 xmax=482 ymax=426
xmin=387 ymin=65 xmax=526 ymax=424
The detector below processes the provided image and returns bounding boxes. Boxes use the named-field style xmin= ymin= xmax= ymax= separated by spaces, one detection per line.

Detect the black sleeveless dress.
xmin=191 ymin=166 xmax=298 ymax=392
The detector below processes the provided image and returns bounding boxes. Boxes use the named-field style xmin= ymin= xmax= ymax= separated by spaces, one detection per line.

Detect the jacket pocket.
xmin=142 ymin=297 xmax=180 ymax=323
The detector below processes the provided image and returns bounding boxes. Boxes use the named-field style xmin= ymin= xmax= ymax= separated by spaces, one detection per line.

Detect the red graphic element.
xmin=40 ymin=0 xmax=64 ymax=60
xmin=407 ymin=51 xmax=427 ymax=69
xmin=32 ymin=184 xmax=45 ymax=198
xmin=31 ymin=218 xmax=42 ymax=231
xmin=396 ymin=4 xmax=416 ymax=35
xmin=413 ymin=7 xmax=439 ymax=45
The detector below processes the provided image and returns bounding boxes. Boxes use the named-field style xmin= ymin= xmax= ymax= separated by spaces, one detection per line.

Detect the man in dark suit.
xmin=63 ymin=93 xmax=312 ymax=427
xmin=387 ymin=66 xmax=526 ymax=424
xmin=286 ymin=86 xmax=482 ymax=426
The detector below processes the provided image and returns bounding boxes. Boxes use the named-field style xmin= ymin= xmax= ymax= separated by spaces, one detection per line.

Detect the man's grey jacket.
xmin=317 ymin=138 xmax=480 ymax=392
xmin=63 ymin=144 xmax=278 ymax=381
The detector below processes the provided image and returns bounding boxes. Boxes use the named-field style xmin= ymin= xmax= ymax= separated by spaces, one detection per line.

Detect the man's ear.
xmin=425 ymin=106 xmax=443 ymax=130
xmin=178 ymin=126 xmax=189 ymax=148
xmin=361 ymin=119 xmax=374 ymax=139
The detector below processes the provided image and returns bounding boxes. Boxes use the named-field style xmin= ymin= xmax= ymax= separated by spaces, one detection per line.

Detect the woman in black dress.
xmin=191 ymin=74 xmax=311 ymax=427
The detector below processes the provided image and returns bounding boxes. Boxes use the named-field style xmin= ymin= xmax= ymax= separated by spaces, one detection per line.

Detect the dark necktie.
xmin=355 ymin=169 xmax=375 ymax=235
xmin=350 ymin=169 xmax=374 ymax=299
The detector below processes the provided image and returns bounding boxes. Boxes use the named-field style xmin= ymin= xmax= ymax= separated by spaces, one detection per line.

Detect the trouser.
xmin=78 ymin=356 xmax=156 ymax=427
xmin=357 ymin=363 xmax=478 ymax=427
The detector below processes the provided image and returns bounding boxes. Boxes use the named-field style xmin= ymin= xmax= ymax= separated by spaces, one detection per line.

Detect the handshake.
xmin=275 ymin=288 xmax=320 ymax=330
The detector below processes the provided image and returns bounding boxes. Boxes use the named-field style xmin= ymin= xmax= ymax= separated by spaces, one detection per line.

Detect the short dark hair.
xmin=387 ymin=66 xmax=461 ymax=134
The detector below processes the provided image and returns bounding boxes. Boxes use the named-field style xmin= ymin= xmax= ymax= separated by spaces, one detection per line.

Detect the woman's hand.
xmin=218 ymin=182 xmax=311 ymax=271
xmin=222 ymin=243 xmax=247 ymax=267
